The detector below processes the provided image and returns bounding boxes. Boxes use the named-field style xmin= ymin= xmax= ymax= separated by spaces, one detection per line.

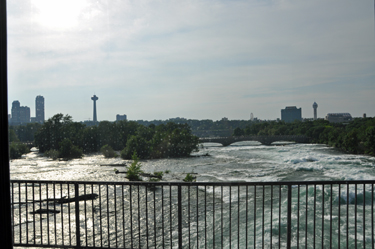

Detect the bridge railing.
xmin=11 ymin=180 xmax=375 ymax=248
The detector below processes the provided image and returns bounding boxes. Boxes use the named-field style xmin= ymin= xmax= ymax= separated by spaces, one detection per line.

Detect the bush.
xmin=58 ymin=139 xmax=83 ymax=159
xmin=183 ymin=173 xmax=196 ymax=182
xmin=100 ymin=144 xmax=118 ymax=158
xmin=126 ymin=151 xmax=143 ymax=181
xmin=9 ymin=142 xmax=29 ymax=159
xmin=44 ymin=149 xmax=60 ymax=160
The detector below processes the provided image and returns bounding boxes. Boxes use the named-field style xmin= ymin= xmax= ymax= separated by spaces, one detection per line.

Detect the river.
xmin=10 ymin=142 xmax=375 ymax=182
xmin=10 ymin=142 xmax=375 ymax=248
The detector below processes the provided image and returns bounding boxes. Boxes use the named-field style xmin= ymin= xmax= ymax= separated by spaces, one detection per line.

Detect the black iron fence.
xmin=11 ymin=180 xmax=375 ymax=249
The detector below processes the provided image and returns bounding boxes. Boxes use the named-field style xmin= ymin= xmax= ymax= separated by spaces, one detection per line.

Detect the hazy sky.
xmin=7 ymin=0 xmax=375 ymax=122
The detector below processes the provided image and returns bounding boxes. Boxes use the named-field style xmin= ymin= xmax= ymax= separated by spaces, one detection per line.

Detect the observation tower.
xmin=313 ymin=102 xmax=318 ymax=120
xmin=91 ymin=95 xmax=99 ymax=123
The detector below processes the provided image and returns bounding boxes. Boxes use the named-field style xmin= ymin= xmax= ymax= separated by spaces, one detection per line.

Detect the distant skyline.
xmin=7 ymin=0 xmax=375 ymax=122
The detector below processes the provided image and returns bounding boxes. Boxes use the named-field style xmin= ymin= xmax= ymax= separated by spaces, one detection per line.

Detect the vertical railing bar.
xmin=297 ymin=185 xmax=300 ymax=249
xmin=372 ymin=184 xmax=374 ymax=249
xmin=197 ymin=185 xmax=199 ymax=249
xmin=287 ymin=184 xmax=292 ymax=249
xmin=138 ymin=185 xmax=141 ymax=249
xmin=213 ymin=185 xmax=215 ymax=249
xmin=255 ymin=185 xmax=257 ymax=249
xmin=221 ymin=185 xmax=223 ymax=249
xmin=60 ymin=183 xmax=64 ymax=247
xmin=238 ymin=185 xmax=240 ymax=249
xmin=188 ymin=185 xmax=191 ymax=249
xmin=18 ymin=183 xmax=21 ymax=244
xmin=54 ymin=183 xmax=57 ymax=246
xmin=33 ymin=183 xmax=36 ymax=245
xmin=154 ymin=184 xmax=156 ymax=249
xmin=11 ymin=183 xmax=14 ymax=245
xmin=162 ymin=185 xmax=165 ymax=248
xmin=146 ymin=185 xmax=149 ymax=248
xmin=122 ymin=185 xmax=125 ymax=249
xmin=204 ymin=185 xmax=207 ymax=248
xmin=129 ymin=185 xmax=133 ymax=248
xmin=91 ymin=184 xmax=95 ymax=248
xmin=278 ymin=185 xmax=281 ymax=249
xmin=25 ymin=183 xmax=28 ymax=244
xmin=47 ymin=183 xmax=50 ymax=245
xmin=178 ymin=184 xmax=182 ymax=249
xmin=330 ymin=184 xmax=333 ymax=249
xmin=170 ymin=185 xmax=172 ymax=249
xmin=305 ymin=185 xmax=308 ymax=249
xmin=347 ymin=184 xmax=349 ymax=249
xmin=106 ymin=184 xmax=110 ymax=248
xmin=74 ymin=183 xmax=80 ymax=249
xmin=246 ymin=185 xmax=249 ymax=249
xmin=84 ymin=184 xmax=87 ymax=247
xmin=313 ymin=184 xmax=316 ymax=249
xmin=229 ymin=185 xmax=231 ymax=249
xmin=99 ymin=185 xmax=103 ymax=248
xmin=205 ymin=185 xmax=207 ymax=249
xmin=355 ymin=184 xmax=357 ymax=249
xmin=114 ymin=184 xmax=118 ymax=248
xmin=67 ymin=184 xmax=71 ymax=246
xmin=270 ymin=185 xmax=273 ymax=248
xmin=338 ymin=184 xmax=341 ymax=249
xmin=363 ymin=184 xmax=365 ymax=249
xmin=262 ymin=185 xmax=265 ymax=249
xmin=322 ymin=184 xmax=325 ymax=248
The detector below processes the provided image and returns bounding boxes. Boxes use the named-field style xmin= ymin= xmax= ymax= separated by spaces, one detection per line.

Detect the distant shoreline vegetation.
xmin=232 ymin=118 xmax=375 ymax=156
xmin=32 ymin=114 xmax=199 ymax=160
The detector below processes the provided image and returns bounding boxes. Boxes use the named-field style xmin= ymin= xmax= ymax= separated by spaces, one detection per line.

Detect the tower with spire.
xmin=313 ymin=102 xmax=318 ymax=120
xmin=91 ymin=95 xmax=99 ymax=123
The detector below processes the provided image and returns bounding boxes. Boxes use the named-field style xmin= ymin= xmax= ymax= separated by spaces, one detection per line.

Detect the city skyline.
xmin=7 ymin=0 xmax=375 ymax=122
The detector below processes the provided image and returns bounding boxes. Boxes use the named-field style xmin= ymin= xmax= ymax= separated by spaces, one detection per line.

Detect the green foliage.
xmin=100 ymin=144 xmax=118 ymax=158
xmin=183 ymin=173 xmax=196 ymax=182
xmin=126 ymin=151 xmax=143 ymax=181
xmin=58 ymin=139 xmax=83 ymax=159
xmin=153 ymin=171 xmax=163 ymax=179
xmin=44 ymin=149 xmax=60 ymax=160
xmin=9 ymin=142 xmax=29 ymax=159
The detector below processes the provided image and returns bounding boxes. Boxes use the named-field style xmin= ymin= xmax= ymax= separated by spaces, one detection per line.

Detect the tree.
xmin=58 ymin=139 xmax=83 ymax=159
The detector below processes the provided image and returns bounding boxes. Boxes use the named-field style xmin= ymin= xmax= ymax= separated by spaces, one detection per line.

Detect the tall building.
xmin=35 ymin=95 xmax=45 ymax=123
xmin=10 ymin=100 xmax=30 ymax=125
xmin=281 ymin=106 xmax=302 ymax=123
xmin=312 ymin=102 xmax=318 ymax=120
xmin=116 ymin=114 xmax=127 ymax=121
xmin=91 ymin=95 xmax=99 ymax=123
xmin=325 ymin=113 xmax=352 ymax=123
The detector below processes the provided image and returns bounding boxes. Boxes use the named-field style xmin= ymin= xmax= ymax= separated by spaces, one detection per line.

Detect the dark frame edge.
xmin=0 ymin=0 xmax=13 ymax=248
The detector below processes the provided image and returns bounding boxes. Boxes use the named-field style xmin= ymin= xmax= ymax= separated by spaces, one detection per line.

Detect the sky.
xmin=7 ymin=0 xmax=375 ymax=122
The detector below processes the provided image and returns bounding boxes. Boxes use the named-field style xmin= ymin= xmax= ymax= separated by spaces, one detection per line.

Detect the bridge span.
xmin=199 ymin=135 xmax=310 ymax=146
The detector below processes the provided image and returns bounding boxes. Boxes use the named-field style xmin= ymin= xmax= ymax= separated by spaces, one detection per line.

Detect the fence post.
xmin=178 ymin=184 xmax=182 ymax=248
xmin=75 ymin=183 xmax=81 ymax=248
xmin=287 ymin=184 xmax=292 ymax=249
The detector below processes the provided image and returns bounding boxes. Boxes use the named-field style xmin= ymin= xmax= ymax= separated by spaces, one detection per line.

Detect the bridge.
xmin=199 ymin=135 xmax=310 ymax=146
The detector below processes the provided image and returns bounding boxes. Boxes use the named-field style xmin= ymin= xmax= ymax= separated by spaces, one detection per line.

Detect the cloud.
xmin=7 ymin=0 xmax=375 ymax=120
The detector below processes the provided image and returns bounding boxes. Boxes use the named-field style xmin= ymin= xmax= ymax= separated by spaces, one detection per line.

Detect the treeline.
xmin=33 ymin=113 xmax=199 ymax=159
xmin=136 ymin=118 xmax=256 ymax=137
xmin=232 ymin=118 xmax=375 ymax=156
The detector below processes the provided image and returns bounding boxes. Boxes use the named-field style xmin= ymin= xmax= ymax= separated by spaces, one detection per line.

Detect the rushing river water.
xmin=10 ymin=142 xmax=375 ymax=182
xmin=10 ymin=142 xmax=375 ymax=249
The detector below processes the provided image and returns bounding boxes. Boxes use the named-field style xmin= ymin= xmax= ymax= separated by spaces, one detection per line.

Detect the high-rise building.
xmin=35 ymin=95 xmax=45 ymax=123
xmin=313 ymin=102 xmax=318 ymax=120
xmin=116 ymin=114 xmax=127 ymax=121
xmin=281 ymin=106 xmax=302 ymax=122
xmin=10 ymin=100 xmax=30 ymax=125
xmin=91 ymin=95 xmax=99 ymax=123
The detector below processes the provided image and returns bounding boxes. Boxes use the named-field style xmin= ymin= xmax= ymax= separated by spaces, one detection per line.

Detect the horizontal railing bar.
xmin=10 ymin=179 xmax=375 ymax=186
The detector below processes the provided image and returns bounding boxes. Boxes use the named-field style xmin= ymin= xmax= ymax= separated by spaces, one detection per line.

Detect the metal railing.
xmin=11 ymin=180 xmax=375 ymax=248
